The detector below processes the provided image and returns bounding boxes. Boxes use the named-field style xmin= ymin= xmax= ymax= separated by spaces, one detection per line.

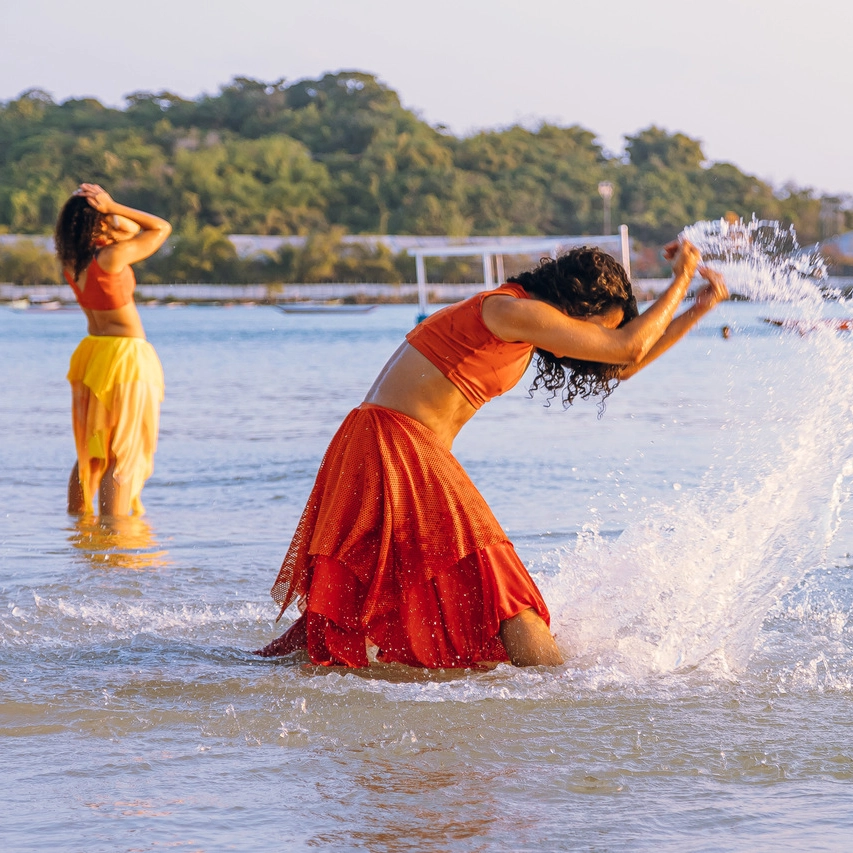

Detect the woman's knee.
xmin=500 ymin=608 xmax=564 ymax=667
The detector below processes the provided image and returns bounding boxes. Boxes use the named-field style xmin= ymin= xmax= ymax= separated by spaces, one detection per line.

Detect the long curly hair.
xmin=54 ymin=195 xmax=108 ymax=280
xmin=508 ymin=246 xmax=639 ymax=408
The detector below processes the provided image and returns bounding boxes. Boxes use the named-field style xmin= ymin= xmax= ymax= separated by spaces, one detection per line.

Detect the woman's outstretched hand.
xmin=663 ymin=239 xmax=701 ymax=281
xmin=74 ymin=183 xmax=115 ymax=214
xmin=694 ymin=266 xmax=729 ymax=311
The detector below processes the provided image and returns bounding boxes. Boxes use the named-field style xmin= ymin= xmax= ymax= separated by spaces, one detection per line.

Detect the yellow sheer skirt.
xmin=67 ymin=335 xmax=164 ymax=515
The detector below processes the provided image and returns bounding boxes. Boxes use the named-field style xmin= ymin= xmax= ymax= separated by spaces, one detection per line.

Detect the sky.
xmin=3 ymin=0 xmax=851 ymax=198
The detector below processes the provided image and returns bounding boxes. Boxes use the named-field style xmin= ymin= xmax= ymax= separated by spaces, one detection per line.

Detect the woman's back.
xmin=65 ymin=254 xmax=145 ymax=338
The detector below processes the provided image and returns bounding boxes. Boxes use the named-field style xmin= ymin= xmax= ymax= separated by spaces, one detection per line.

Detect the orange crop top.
xmin=406 ymin=282 xmax=534 ymax=409
xmin=64 ymin=256 xmax=136 ymax=311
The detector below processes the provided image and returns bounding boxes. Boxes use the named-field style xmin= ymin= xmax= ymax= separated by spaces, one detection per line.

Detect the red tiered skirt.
xmin=257 ymin=403 xmax=549 ymax=668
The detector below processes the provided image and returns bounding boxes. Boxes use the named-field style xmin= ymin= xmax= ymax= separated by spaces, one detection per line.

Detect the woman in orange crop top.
xmin=256 ymin=242 xmax=728 ymax=670
xmin=55 ymin=184 xmax=171 ymax=517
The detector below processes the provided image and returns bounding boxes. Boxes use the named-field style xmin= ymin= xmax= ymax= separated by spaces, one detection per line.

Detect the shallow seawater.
xmin=2 ymin=297 xmax=853 ymax=852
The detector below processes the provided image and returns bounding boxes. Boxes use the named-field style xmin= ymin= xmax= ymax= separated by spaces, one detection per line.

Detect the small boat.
xmin=277 ymin=303 xmax=377 ymax=314
xmin=762 ymin=317 xmax=853 ymax=334
xmin=7 ymin=296 xmax=65 ymax=312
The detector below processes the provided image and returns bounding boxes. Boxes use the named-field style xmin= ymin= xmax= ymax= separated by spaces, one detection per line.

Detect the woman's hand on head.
xmin=111 ymin=214 xmax=141 ymax=238
xmin=694 ymin=266 xmax=729 ymax=312
xmin=663 ymin=239 xmax=701 ymax=281
xmin=74 ymin=183 xmax=115 ymax=214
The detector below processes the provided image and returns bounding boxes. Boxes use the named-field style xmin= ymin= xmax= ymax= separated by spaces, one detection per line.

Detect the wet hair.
xmin=54 ymin=195 xmax=108 ymax=279
xmin=508 ymin=246 xmax=639 ymax=408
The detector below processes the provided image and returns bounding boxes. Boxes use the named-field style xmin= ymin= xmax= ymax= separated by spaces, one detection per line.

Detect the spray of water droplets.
xmin=681 ymin=216 xmax=829 ymax=304
xmin=541 ymin=217 xmax=853 ymax=679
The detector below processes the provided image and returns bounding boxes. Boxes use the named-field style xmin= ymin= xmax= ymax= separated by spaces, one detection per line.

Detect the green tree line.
xmin=1 ymin=72 xmax=850 ymax=283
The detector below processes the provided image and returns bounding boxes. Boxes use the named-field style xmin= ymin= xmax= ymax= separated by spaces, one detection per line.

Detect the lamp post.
xmin=598 ymin=181 xmax=613 ymax=236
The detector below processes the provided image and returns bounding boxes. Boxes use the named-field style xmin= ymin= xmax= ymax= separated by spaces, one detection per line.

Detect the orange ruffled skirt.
xmin=67 ymin=335 xmax=164 ymax=516
xmin=259 ymin=403 xmax=550 ymax=668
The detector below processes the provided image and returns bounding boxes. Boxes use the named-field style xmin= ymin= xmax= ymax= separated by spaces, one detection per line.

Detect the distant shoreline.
xmin=3 ymin=277 xmax=852 ymax=308
xmin=0 ymin=278 xmax=680 ymax=307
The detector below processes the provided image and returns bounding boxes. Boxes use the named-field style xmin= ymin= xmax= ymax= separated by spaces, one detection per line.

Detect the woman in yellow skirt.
xmin=55 ymin=184 xmax=171 ymax=516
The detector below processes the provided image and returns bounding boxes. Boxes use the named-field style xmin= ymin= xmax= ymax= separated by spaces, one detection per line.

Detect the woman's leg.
xmin=67 ymin=463 xmax=86 ymax=514
xmin=500 ymin=608 xmax=564 ymax=667
xmin=98 ymin=461 xmax=134 ymax=516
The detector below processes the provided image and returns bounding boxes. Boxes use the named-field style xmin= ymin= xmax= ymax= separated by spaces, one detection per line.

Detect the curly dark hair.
xmin=54 ymin=195 xmax=108 ymax=279
xmin=508 ymin=246 xmax=639 ymax=408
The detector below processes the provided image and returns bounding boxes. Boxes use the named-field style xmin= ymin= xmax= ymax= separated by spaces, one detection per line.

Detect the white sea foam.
xmin=0 ymin=594 xmax=272 ymax=648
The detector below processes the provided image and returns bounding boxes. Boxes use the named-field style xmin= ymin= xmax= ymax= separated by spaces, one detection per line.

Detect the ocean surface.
xmin=2 ymin=294 xmax=853 ymax=852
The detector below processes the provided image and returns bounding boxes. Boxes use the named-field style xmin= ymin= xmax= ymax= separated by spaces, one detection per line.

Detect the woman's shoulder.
xmin=494 ymin=281 xmax=530 ymax=299
xmin=91 ymin=248 xmax=130 ymax=276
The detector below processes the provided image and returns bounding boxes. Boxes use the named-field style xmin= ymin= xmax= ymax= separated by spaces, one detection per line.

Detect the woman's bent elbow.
xmin=154 ymin=222 xmax=172 ymax=246
xmin=622 ymin=341 xmax=647 ymax=365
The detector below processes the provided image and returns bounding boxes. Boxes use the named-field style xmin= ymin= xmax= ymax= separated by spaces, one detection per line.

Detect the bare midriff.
xmin=363 ymin=342 xmax=477 ymax=449
xmin=80 ymin=301 xmax=146 ymax=339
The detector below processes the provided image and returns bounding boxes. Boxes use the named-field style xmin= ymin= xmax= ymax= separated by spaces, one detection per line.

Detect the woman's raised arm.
xmin=75 ymin=183 xmax=171 ymax=271
xmin=483 ymin=240 xmax=702 ymax=366
xmin=618 ymin=266 xmax=729 ymax=379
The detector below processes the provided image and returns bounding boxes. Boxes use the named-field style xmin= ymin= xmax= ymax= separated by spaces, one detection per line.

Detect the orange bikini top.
xmin=64 ymin=256 xmax=135 ymax=311
xmin=406 ymin=282 xmax=534 ymax=409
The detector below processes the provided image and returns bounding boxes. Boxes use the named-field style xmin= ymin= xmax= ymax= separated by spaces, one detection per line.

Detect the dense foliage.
xmin=1 ymin=72 xmax=850 ymax=282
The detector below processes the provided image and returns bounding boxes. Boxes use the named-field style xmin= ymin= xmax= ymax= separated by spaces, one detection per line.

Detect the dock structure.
xmin=408 ymin=227 xmax=630 ymax=321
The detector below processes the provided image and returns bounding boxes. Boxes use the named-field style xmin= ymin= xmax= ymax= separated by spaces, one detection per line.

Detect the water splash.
xmin=544 ymin=219 xmax=853 ymax=678
xmin=680 ymin=216 xmax=829 ymax=303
